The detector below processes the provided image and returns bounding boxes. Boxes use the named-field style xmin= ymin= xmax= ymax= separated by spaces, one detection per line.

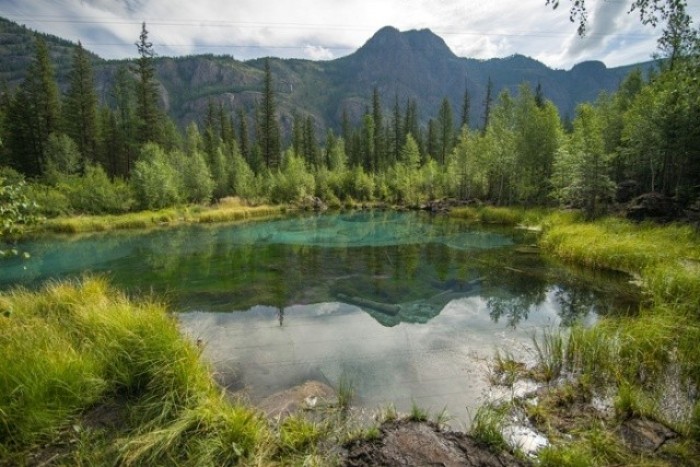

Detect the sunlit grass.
xmin=38 ymin=202 xmax=284 ymax=235
xmin=0 ymin=277 xmax=272 ymax=465
xmin=540 ymin=216 xmax=700 ymax=275
xmin=449 ymin=205 xmax=551 ymax=227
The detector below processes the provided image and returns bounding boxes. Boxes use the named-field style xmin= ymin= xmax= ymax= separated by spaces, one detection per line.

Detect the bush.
xmin=62 ymin=165 xmax=134 ymax=214
xmin=131 ymin=144 xmax=183 ymax=210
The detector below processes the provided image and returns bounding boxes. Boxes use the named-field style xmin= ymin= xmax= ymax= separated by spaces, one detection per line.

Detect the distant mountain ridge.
xmin=0 ymin=17 xmax=658 ymax=136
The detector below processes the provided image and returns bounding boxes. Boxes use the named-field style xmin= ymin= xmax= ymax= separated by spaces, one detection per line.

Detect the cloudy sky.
xmin=1 ymin=0 xmax=698 ymax=69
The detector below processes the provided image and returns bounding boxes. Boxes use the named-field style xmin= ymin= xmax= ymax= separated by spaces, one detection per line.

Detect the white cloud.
xmin=303 ymin=45 xmax=334 ymax=61
xmin=2 ymin=0 xmax=682 ymax=69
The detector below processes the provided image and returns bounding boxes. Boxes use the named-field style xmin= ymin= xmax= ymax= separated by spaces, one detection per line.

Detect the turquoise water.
xmin=0 ymin=211 xmax=634 ymax=326
xmin=0 ymin=211 xmax=637 ymax=424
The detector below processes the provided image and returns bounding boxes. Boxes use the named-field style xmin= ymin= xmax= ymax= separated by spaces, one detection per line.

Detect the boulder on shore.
xmin=626 ymin=192 xmax=682 ymax=223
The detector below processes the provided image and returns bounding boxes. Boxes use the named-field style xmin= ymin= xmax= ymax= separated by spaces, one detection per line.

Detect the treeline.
xmin=0 ymin=23 xmax=698 ymax=219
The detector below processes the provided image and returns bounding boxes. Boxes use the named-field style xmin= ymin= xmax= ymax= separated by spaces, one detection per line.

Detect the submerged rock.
xmin=256 ymin=380 xmax=336 ymax=420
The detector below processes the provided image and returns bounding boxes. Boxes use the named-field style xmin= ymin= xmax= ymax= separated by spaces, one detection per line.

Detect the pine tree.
xmin=258 ymin=58 xmax=281 ymax=169
xmin=461 ymin=84 xmax=471 ymax=129
xmin=482 ymin=77 xmax=494 ymax=133
xmin=437 ymin=97 xmax=454 ymax=164
xmin=291 ymin=111 xmax=304 ymax=157
xmin=110 ymin=66 xmax=138 ymax=176
xmin=64 ymin=42 xmax=98 ymax=168
xmin=7 ymin=36 xmax=61 ymax=176
xmin=134 ymin=22 xmax=161 ymax=146
xmin=372 ymin=87 xmax=384 ymax=172
xmin=237 ymin=107 xmax=250 ymax=164
xmin=361 ymin=112 xmax=375 ymax=171
xmin=392 ymin=93 xmax=402 ymax=165
xmin=535 ymin=81 xmax=545 ymax=108
xmin=427 ymin=119 xmax=438 ymax=162
xmin=303 ymin=116 xmax=319 ymax=168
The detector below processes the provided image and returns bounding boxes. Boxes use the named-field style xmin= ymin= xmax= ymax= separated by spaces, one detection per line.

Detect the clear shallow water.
xmin=0 ymin=211 xmax=637 ymax=425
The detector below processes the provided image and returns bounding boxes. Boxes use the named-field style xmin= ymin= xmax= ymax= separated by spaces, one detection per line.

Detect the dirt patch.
xmin=81 ymin=399 xmax=130 ymax=431
xmin=344 ymin=420 xmax=526 ymax=467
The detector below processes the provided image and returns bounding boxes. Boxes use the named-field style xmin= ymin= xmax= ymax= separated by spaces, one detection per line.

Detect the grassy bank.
xmin=448 ymin=207 xmax=700 ymax=463
xmin=528 ymin=215 xmax=700 ymax=464
xmin=0 ymin=277 xmax=339 ymax=465
xmin=37 ymin=198 xmax=285 ymax=235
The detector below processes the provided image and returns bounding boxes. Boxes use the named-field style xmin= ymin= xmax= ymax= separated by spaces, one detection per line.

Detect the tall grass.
xmin=0 ymin=277 xmax=271 ymax=464
xmin=39 ymin=202 xmax=284 ymax=235
xmin=534 ymin=213 xmax=700 ymax=445
xmin=539 ymin=216 xmax=700 ymax=275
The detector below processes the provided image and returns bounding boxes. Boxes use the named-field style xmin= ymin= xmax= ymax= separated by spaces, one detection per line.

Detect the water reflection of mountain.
xmin=0 ymin=212 xmax=639 ymax=330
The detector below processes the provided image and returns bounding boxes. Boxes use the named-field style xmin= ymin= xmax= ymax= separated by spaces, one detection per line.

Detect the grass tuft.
xmin=408 ymin=401 xmax=429 ymax=422
xmin=532 ymin=329 xmax=565 ymax=383
xmin=469 ymin=405 xmax=508 ymax=451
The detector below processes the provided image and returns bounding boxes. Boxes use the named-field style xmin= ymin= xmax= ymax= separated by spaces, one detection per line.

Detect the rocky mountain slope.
xmin=0 ymin=17 xmax=657 ymax=135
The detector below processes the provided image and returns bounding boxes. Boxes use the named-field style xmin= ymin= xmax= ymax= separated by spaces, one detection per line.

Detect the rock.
xmin=616 ymin=180 xmax=641 ymax=203
xmin=618 ymin=418 xmax=677 ymax=453
xmin=256 ymin=380 xmax=336 ymax=420
xmin=344 ymin=420 xmax=525 ymax=466
xmin=685 ymin=199 xmax=700 ymax=224
xmin=501 ymin=425 xmax=549 ymax=456
xmin=626 ymin=192 xmax=683 ymax=223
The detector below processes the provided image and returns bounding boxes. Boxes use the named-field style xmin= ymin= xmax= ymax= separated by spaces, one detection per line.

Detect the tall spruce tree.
xmin=237 ymin=107 xmax=250 ymax=164
xmin=7 ymin=36 xmax=61 ymax=175
xmin=65 ymin=42 xmax=98 ymax=167
xmin=461 ymin=84 xmax=471 ymax=129
xmin=392 ymin=93 xmax=402 ymax=165
xmin=134 ymin=22 xmax=161 ymax=146
xmin=110 ymin=66 xmax=138 ymax=176
xmin=437 ymin=97 xmax=454 ymax=164
xmin=482 ymin=77 xmax=494 ymax=133
xmin=258 ymin=58 xmax=281 ymax=169
xmin=372 ymin=87 xmax=384 ymax=171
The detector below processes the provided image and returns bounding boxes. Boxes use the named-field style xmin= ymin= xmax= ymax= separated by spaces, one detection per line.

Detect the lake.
xmin=0 ymin=211 xmax=637 ymax=426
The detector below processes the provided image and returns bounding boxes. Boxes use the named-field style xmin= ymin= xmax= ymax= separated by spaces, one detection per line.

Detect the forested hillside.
xmin=1 ymin=17 xmax=657 ymax=134
xmin=0 ymin=15 xmax=697 ymax=221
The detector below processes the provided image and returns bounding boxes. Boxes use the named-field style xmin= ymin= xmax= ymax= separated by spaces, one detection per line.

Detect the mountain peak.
xmin=357 ymin=26 xmax=456 ymax=61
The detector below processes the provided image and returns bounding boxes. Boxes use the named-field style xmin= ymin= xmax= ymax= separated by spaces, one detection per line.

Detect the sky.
xmin=1 ymin=0 xmax=698 ymax=70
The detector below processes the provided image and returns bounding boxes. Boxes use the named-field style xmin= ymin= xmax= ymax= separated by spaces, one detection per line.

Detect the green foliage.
xmin=552 ymin=104 xmax=615 ymax=218
xmin=131 ymin=143 xmax=183 ymax=209
xmin=43 ymin=133 xmax=81 ymax=179
xmin=60 ymin=164 xmax=134 ymax=214
xmin=168 ymin=149 xmax=213 ymax=204
xmin=270 ymin=152 xmax=315 ymax=203
xmin=0 ymin=175 xmax=40 ymax=252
